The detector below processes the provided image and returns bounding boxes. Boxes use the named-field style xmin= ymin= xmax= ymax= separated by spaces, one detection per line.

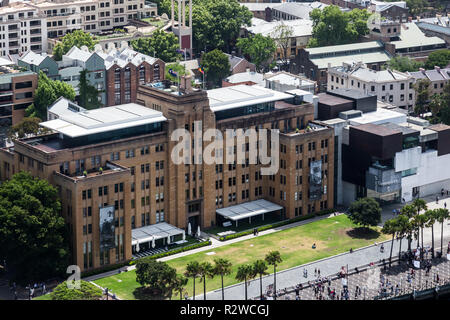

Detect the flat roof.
xmin=216 ymin=199 xmax=283 ymax=221
xmin=207 ymin=85 xmax=291 ymax=113
xmin=380 ymin=122 xmax=419 ymax=136
xmin=318 ymin=93 xmax=353 ymax=105
xmin=329 ymin=88 xmax=375 ymax=100
xmin=310 ymin=51 xmax=391 ymax=69
xmin=131 ymin=223 xmax=184 ymax=245
xmin=306 ymin=41 xmax=383 ymax=55
xmin=391 ymin=23 xmax=446 ymax=50
xmin=352 ymin=123 xmax=401 ymax=136
xmin=348 ymin=108 xmax=407 ymax=126
xmin=41 ymin=103 xmax=166 ymax=138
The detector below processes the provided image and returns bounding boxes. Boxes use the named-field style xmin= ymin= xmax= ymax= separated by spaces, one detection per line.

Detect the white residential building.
xmin=327 ymin=62 xmax=415 ymax=111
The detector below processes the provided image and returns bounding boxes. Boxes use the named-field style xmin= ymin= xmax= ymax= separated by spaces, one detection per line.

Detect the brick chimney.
xmin=180 ymin=75 xmax=192 ymax=93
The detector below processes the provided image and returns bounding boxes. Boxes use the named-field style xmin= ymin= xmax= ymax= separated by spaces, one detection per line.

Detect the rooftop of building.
xmin=239 ymin=2 xmax=282 ymax=11
xmin=271 ymin=1 xmax=327 ymax=18
xmin=428 ymin=123 xmax=450 ymax=132
xmin=247 ymin=18 xmax=313 ymax=38
xmin=207 ymin=84 xmax=292 ymax=113
xmin=390 ymin=22 xmax=446 ymax=50
xmin=40 ymin=102 xmax=166 ymax=138
xmin=331 ymin=62 xmax=411 ymax=82
xmin=348 ymin=107 xmax=407 ymax=125
xmin=223 ymin=70 xmax=265 ymax=86
xmin=329 ymin=88 xmax=375 ymax=100
xmin=408 ymin=67 xmax=450 ymax=82
xmin=56 ymin=161 xmax=129 ymax=181
xmin=264 ymin=71 xmax=316 ymax=88
xmin=352 ymin=122 xmax=401 ymax=136
xmin=380 ymin=122 xmax=419 ymax=136
xmin=95 ymin=45 xmax=158 ymax=69
xmin=306 ymin=41 xmax=384 ymax=56
xmin=309 ymin=51 xmax=391 ymax=70
xmin=0 ymin=1 xmax=37 ymax=14
xmin=48 ymin=97 xmax=87 ymax=117
xmin=19 ymin=50 xmax=50 ymax=66
xmin=0 ymin=64 xmax=35 ymax=82
xmin=318 ymin=93 xmax=353 ymax=105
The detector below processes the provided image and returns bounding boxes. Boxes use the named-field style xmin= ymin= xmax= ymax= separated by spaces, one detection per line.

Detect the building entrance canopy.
xmin=131 ymin=222 xmax=185 ymax=245
xmin=216 ymin=199 xmax=282 ymax=226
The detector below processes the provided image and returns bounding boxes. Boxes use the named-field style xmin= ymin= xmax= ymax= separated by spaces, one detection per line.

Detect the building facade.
xmin=0 ymin=82 xmax=335 ymax=272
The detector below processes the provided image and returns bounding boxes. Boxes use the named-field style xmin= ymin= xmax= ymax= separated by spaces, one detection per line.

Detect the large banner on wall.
xmin=309 ymin=160 xmax=322 ymax=200
xmin=99 ymin=206 xmax=115 ymax=251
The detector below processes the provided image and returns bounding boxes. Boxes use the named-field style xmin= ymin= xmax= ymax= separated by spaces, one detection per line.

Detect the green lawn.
xmin=94 ymin=215 xmax=389 ymax=300
xmin=33 ymin=293 xmax=52 ymax=300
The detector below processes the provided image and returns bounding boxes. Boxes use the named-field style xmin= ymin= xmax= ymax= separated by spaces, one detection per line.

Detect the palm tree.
xmin=213 ymin=258 xmax=232 ymax=300
xmin=382 ymin=218 xmax=397 ymax=267
xmin=400 ymin=204 xmax=416 ymax=252
xmin=436 ymin=208 xmax=450 ymax=256
xmin=265 ymin=251 xmax=282 ymax=300
xmin=172 ymin=275 xmax=188 ymax=300
xmin=235 ymin=264 xmax=255 ymax=300
xmin=412 ymin=198 xmax=428 ymax=216
xmin=184 ymin=261 xmax=200 ymax=300
xmin=425 ymin=209 xmax=438 ymax=258
xmin=198 ymin=261 xmax=214 ymax=300
xmin=253 ymin=259 xmax=268 ymax=300
xmin=413 ymin=214 xmax=428 ymax=254
xmin=396 ymin=214 xmax=410 ymax=262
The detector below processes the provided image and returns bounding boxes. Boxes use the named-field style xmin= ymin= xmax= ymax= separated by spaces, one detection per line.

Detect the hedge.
xmin=128 ymin=240 xmax=212 ymax=265
xmin=218 ymin=209 xmax=336 ymax=241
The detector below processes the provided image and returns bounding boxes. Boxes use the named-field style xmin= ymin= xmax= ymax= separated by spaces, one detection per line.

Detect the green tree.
xmin=253 ymin=259 xmax=268 ymax=300
xmin=50 ymin=280 xmax=103 ymax=300
xmin=135 ymin=258 xmax=178 ymax=298
xmin=436 ymin=208 xmax=450 ymax=256
xmin=173 ymin=274 xmax=188 ymax=300
xmin=184 ymin=261 xmax=201 ymax=300
xmin=386 ymin=56 xmax=424 ymax=72
xmin=7 ymin=117 xmax=49 ymax=141
xmin=265 ymin=251 xmax=282 ymax=300
xmin=53 ymin=30 xmax=98 ymax=61
xmin=429 ymin=83 xmax=450 ymax=125
xmin=270 ymin=22 xmax=294 ymax=68
xmin=0 ymin=172 xmax=69 ymax=283
xmin=347 ymin=197 xmax=382 ymax=230
xmin=400 ymin=204 xmax=417 ymax=252
xmin=212 ymin=258 xmax=232 ymax=300
xmin=414 ymin=79 xmax=431 ymax=116
xmin=26 ymin=72 xmax=76 ymax=120
xmin=395 ymin=214 xmax=411 ymax=261
xmin=198 ymin=261 xmax=214 ymax=300
xmin=382 ymin=218 xmax=398 ymax=266
xmin=235 ymin=264 xmax=255 ymax=300
xmin=425 ymin=209 xmax=438 ymax=258
xmin=308 ymin=6 xmax=370 ymax=47
xmin=192 ymin=0 xmax=252 ymax=53
xmin=425 ymin=49 xmax=450 ymax=69
xmin=165 ymin=62 xmax=187 ymax=82
xmin=78 ymin=69 xmax=101 ymax=110
xmin=131 ymin=29 xmax=181 ymax=62
xmin=201 ymin=49 xmax=230 ymax=88
xmin=236 ymin=34 xmax=276 ymax=72
xmin=411 ymin=198 xmax=428 ymax=250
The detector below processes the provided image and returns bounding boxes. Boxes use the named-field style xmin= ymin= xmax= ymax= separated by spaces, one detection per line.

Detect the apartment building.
xmin=408 ymin=66 xmax=450 ymax=96
xmin=0 ymin=2 xmax=47 ymax=56
xmin=327 ymin=62 xmax=415 ymax=110
xmin=0 ymin=59 xmax=38 ymax=137
xmin=0 ymin=80 xmax=334 ymax=272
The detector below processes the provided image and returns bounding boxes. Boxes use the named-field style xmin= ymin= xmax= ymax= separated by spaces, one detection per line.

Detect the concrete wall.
xmin=394 ymin=146 xmax=421 ymax=173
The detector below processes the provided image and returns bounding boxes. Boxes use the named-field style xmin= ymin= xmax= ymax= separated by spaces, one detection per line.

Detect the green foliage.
xmin=265 ymin=251 xmax=282 ymax=268
xmin=428 ymin=82 xmax=450 ymax=125
xmin=26 ymin=72 xmax=76 ymax=121
xmin=7 ymin=117 xmax=50 ymax=141
xmin=131 ymin=29 xmax=181 ymax=62
xmin=201 ymin=49 xmax=230 ymax=88
xmin=0 ymin=172 xmax=69 ymax=283
xmin=308 ymin=6 xmax=371 ymax=47
xmin=425 ymin=49 xmax=450 ymax=69
xmin=386 ymin=56 xmax=424 ymax=72
xmin=165 ymin=62 xmax=187 ymax=82
xmin=270 ymin=22 xmax=294 ymax=67
xmin=192 ymin=0 xmax=252 ymax=53
xmin=348 ymin=197 xmax=381 ymax=228
xmin=414 ymin=78 xmax=431 ymax=116
xmin=78 ymin=69 xmax=101 ymax=110
xmin=53 ymin=30 xmax=98 ymax=61
xmin=237 ymin=34 xmax=276 ymax=72
xmin=50 ymin=280 xmax=103 ymax=300
xmin=135 ymin=258 xmax=177 ymax=297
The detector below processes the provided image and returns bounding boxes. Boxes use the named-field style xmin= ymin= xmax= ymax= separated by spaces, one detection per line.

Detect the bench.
xmin=222 ymin=221 xmax=232 ymax=227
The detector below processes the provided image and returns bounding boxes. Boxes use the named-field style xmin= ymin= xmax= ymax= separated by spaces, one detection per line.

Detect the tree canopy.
xmin=0 ymin=171 xmax=69 ymax=283
xmin=136 ymin=258 xmax=178 ymax=298
xmin=7 ymin=117 xmax=50 ymax=141
xmin=50 ymin=280 xmax=103 ymax=300
xmin=414 ymin=78 xmax=431 ymax=116
xmin=347 ymin=197 xmax=382 ymax=229
xmin=78 ymin=69 xmax=101 ymax=110
xmin=386 ymin=56 xmax=424 ymax=72
xmin=26 ymin=72 xmax=76 ymax=121
xmin=201 ymin=49 xmax=230 ymax=88
xmin=53 ymin=30 xmax=98 ymax=61
xmin=308 ymin=6 xmax=371 ymax=47
xmin=131 ymin=29 xmax=181 ymax=63
xmin=237 ymin=34 xmax=276 ymax=72
xmin=425 ymin=49 xmax=450 ymax=70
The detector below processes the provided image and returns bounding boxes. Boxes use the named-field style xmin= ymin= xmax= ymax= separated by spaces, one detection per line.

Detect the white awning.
xmin=216 ymin=199 xmax=282 ymax=221
xmin=131 ymin=222 xmax=184 ymax=245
